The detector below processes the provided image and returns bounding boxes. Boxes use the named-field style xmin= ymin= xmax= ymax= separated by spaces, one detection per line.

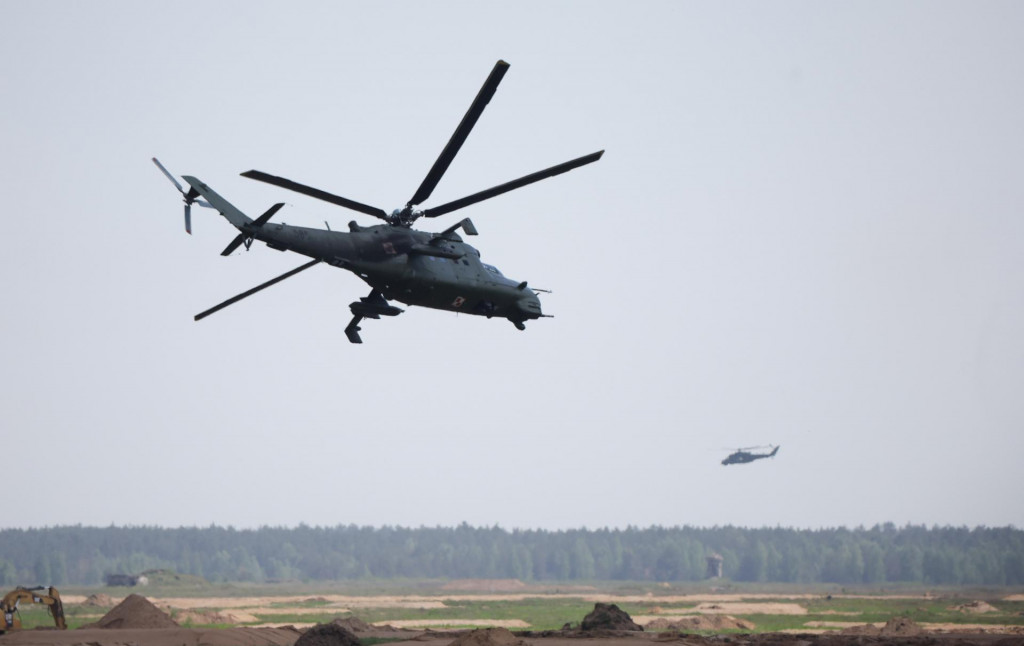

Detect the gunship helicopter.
xmin=721 ymin=445 xmax=780 ymax=466
xmin=155 ymin=60 xmax=602 ymax=343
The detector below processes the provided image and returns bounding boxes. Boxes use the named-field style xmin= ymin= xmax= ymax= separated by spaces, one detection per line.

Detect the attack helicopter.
xmin=721 ymin=445 xmax=780 ymax=466
xmin=155 ymin=60 xmax=603 ymax=343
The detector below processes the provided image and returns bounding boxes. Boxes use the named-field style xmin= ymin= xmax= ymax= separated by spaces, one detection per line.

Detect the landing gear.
xmin=344 ymin=318 xmax=364 ymax=344
xmin=345 ymin=290 xmax=403 ymax=343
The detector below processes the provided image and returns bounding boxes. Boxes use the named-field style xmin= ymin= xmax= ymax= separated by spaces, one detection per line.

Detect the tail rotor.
xmin=152 ymin=157 xmax=212 ymax=234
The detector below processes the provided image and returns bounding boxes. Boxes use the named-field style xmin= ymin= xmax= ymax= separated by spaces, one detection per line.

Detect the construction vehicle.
xmin=0 ymin=586 xmax=66 ymax=633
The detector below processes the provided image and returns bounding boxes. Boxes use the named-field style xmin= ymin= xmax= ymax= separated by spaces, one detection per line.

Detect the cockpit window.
xmin=483 ymin=264 xmax=503 ymax=276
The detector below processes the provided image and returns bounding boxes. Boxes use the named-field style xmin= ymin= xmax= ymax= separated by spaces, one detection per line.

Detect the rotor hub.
xmin=390 ymin=206 xmax=424 ymax=226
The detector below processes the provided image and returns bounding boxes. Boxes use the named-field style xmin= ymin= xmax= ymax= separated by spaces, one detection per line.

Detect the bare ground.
xmin=4 ymin=593 xmax=1022 ymax=646
xmin=6 ymin=626 xmax=1024 ymax=646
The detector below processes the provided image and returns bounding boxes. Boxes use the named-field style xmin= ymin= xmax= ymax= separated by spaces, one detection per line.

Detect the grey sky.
xmin=2 ymin=2 xmax=1022 ymax=531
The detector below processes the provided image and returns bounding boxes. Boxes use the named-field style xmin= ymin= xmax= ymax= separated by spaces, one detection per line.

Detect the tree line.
xmin=1 ymin=523 xmax=1021 ymax=587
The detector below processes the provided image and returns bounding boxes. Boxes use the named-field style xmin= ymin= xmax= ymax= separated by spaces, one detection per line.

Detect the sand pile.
xmin=841 ymin=616 xmax=924 ymax=636
xmin=448 ymin=627 xmax=529 ymax=646
xmin=295 ymin=623 xmax=361 ymax=646
xmin=84 ymin=593 xmax=179 ymax=629
xmin=645 ymin=616 xmax=754 ymax=631
xmin=581 ymin=603 xmax=643 ymax=632
xmin=953 ymin=601 xmax=999 ymax=614
xmin=82 ymin=593 xmax=116 ymax=607
xmin=175 ymin=609 xmax=247 ymax=625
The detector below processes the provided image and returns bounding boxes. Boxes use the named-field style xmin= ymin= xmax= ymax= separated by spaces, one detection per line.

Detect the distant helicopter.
xmin=721 ymin=445 xmax=780 ymax=466
xmin=155 ymin=60 xmax=603 ymax=343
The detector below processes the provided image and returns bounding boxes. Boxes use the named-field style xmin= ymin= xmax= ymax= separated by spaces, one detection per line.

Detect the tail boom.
xmin=182 ymin=176 xmax=253 ymax=229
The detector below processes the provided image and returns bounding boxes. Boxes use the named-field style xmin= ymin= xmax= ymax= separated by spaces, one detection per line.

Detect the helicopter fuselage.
xmin=244 ymin=220 xmax=542 ymax=322
xmin=721 ymin=445 xmax=780 ymax=466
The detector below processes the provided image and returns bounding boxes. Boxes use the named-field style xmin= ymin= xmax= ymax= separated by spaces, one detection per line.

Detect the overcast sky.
xmin=2 ymin=2 xmax=1022 ymax=531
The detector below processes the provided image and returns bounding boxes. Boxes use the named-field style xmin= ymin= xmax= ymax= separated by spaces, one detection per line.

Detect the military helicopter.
xmin=721 ymin=445 xmax=780 ymax=466
xmin=155 ymin=60 xmax=602 ymax=343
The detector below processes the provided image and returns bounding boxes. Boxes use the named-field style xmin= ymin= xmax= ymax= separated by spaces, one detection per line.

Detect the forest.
xmin=1 ymin=523 xmax=1021 ymax=587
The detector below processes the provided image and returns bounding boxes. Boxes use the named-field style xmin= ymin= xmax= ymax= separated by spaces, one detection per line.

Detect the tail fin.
xmin=770 ymin=446 xmax=780 ymax=457
xmin=182 ymin=176 xmax=253 ymax=229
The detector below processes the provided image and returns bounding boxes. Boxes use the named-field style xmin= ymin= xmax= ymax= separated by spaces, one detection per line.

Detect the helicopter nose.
xmin=514 ymin=294 xmax=542 ymax=319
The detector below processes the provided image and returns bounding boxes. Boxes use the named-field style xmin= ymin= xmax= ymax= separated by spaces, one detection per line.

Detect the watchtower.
xmin=705 ymin=553 xmax=723 ymax=579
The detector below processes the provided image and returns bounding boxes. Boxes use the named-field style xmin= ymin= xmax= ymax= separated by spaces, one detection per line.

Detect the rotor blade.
xmin=152 ymin=157 xmax=185 ymax=194
xmin=241 ymin=170 xmax=389 ymax=220
xmin=423 ymin=150 xmax=604 ymax=218
xmin=219 ymin=203 xmax=281 ymax=254
xmin=408 ymin=60 xmax=510 ymax=207
xmin=184 ymin=203 xmax=192 ymax=235
xmin=220 ymin=233 xmax=247 ymax=256
xmin=194 ymin=259 xmax=322 ymax=321
xmin=252 ymin=202 xmax=285 ymax=227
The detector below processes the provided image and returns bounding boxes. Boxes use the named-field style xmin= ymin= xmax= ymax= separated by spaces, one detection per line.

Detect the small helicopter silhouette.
xmin=155 ymin=60 xmax=602 ymax=343
xmin=721 ymin=445 xmax=780 ymax=466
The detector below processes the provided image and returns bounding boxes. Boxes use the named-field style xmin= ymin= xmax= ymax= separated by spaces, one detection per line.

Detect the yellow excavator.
xmin=0 ymin=586 xmax=67 ymax=633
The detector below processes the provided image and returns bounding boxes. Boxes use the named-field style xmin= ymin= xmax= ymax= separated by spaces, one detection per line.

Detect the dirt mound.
xmin=880 ymin=616 xmax=923 ymax=636
xmin=82 ymin=593 xmax=117 ymax=607
xmin=84 ymin=593 xmax=179 ymax=629
xmin=840 ymin=623 xmax=881 ymax=636
xmin=840 ymin=616 xmax=924 ymax=637
xmin=581 ymin=603 xmax=643 ymax=632
xmin=295 ymin=623 xmax=361 ymax=646
xmin=952 ymin=601 xmax=1000 ymax=614
xmin=644 ymin=616 xmax=754 ymax=632
xmin=448 ymin=627 xmax=529 ymax=646
xmin=643 ymin=619 xmax=675 ymax=631
xmin=331 ymin=616 xmax=374 ymax=632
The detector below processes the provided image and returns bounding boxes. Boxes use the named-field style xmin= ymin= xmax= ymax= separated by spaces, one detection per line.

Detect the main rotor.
xmin=242 ymin=60 xmax=603 ymax=228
